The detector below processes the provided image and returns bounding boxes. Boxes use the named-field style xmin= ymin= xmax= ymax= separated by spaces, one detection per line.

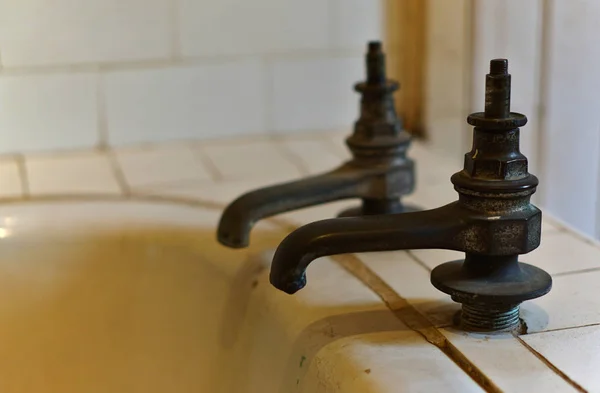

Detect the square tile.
xmin=279 ymin=138 xmax=345 ymax=174
xmin=272 ymin=56 xmax=363 ymax=133
xmin=522 ymin=324 xmax=600 ymax=392
xmin=441 ymin=329 xmax=577 ymax=393
xmin=356 ymin=251 xmax=458 ymax=327
xmin=105 ymin=61 xmax=266 ymax=145
xmin=0 ymin=0 xmax=171 ymax=66
xmin=201 ymin=141 xmax=301 ymax=181
xmin=523 ymin=270 xmax=600 ymax=333
xmin=521 ymin=232 xmax=600 ymax=275
xmin=0 ymin=160 xmax=23 ymax=198
xmin=178 ymin=0 xmax=329 ymax=56
xmin=329 ymin=0 xmax=383 ymax=49
xmin=115 ymin=146 xmax=213 ymax=189
xmin=0 ymin=73 xmax=97 ymax=153
xmin=26 ymin=153 xmax=120 ymax=195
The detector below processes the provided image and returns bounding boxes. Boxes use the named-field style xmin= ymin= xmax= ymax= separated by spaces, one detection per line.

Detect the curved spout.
xmin=217 ymin=165 xmax=370 ymax=248
xmin=270 ymin=203 xmax=468 ymax=294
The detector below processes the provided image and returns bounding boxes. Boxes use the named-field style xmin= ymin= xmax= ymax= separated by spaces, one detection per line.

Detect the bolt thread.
xmin=489 ymin=58 xmax=508 ymax=75
xmin=461 ymin=303 xmax=520 ymax=331
xmin=366 ymin=41 xmax=386 ymax=84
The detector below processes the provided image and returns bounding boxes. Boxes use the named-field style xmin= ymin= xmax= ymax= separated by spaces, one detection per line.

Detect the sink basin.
xmin=0 ymin=200 xmax=480 ymax=393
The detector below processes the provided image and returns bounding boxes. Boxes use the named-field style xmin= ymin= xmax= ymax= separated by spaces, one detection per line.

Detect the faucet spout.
xmin=270 ymin=203 xmax=467 ymax=294
xmin=217 ymin=165 xmax=371 ymax=248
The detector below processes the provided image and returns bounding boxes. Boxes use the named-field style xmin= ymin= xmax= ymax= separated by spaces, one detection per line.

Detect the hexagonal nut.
xmin=365 ymin=164 xmax=415 ymax=199
xmin=458 ymin=208 xmax=541 ymax=255
xmin=464 ymin=155 xmax=528 ymax=180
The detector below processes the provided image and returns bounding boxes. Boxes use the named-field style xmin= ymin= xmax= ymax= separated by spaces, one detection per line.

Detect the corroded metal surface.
xmin=268 ymin=59 xmax=552 ymax=332
xmin=217 ymin=41 xmax=415 ymax=248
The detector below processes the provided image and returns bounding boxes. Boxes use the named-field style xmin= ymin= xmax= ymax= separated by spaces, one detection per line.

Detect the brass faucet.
xmin=217 ymin=42 xmax=415 ymax=248
xmin=268 ymin=59 xmax=552 ymax=332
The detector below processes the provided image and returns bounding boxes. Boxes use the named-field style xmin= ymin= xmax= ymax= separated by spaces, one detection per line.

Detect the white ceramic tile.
xmin=302 ymin=331 xmax=484 ymax=393
xmin=523 ymin=270 xmax=600 ymax=333
xmin=409 ymin=249 xmax=464 ymax=271
xmin=105 ymin=60 xmax=266 ymax=145
xmin=522 ymin=325 xmax=600 ymax=392
xmin=201 ymin=141 xmax=301 ymax=181
xmin=441 ymin=329 xmax=577 ymax=393
xmin=356 ymin=251 xmax=459 ymax=327
xmin=0 ymin=161 xmax=23 ymax=197
xmin=115 ymin=146 xmax=213 ymax=189
xmin=540 ymin=0 xmax=600 ymax=237
xmin=178 ymin=0 xmax=329 ymax=57
xmin=521 ymin=232 xmax=600 ymax=275
xmin=26 ymin=153 xmax=120 ymax=195
xmin=0 ymin=73 xmax=97 ymax=153
xmin=272 ymin=56 xmax=363 ymax=133
xmin=329 ymin=0 xmax=383 ymax=49
xmin=280 ymin=138 xmax=344 ymax=174
xmin=0 ymin=0 xmax=171 ymax=66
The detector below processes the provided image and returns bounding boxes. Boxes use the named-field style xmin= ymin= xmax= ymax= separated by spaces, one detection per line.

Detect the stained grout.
xmin=516 ymin=336 xmax=587 ymax=392
xmin=96 ymin=74 xmax=109 ymax=149
xmin=192 ymin=145 xmax=224 ymax=182
xmin=332 ymin=253 xmax=501 ymax=393
xmin=106 ymin=150 xmax=131 ymax=196
xmin=13 ymin=154 xmax=30 ymax=198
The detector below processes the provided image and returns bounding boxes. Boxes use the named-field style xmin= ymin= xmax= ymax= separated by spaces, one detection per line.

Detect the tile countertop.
xmin=1 ymin=130 xmax=599 ymax=392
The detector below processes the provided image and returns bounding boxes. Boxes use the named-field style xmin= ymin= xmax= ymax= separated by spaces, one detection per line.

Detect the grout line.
xmin=170 ymin=0 xmax=182 ymax=59
xmin=552 ymin=266 xmax=600 ymax=278
xmin=96 ymin=74 xmax=109 ymax=149
xmin=275 ymin=141 xmax=311 ymax=176
xmin=332 ymin=253 xmax=501 ymax=393
xmin=515 ymin=336 xmax=587 ymax=393
xmin=406 ymin=250 xmax=433 ymax=273
xmin=263 ymin=57 xmax=275 ymax=136
xmin=191 ymin=146 xmax=224 ymax=182
xmin=106 ymin=150 xmax=131 ymax=196
xmin=0 ymin=49 xmax=364 ymax=76
xmin=525 ymin=321 xmax=600 ymax=336
xmin=14 ymin=154 xmax=30 ymax=198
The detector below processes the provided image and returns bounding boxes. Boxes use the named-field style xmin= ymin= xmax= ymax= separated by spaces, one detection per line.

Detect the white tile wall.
xmin=329 ymin=0 xmax=383 ymax=49
xmin=104 ymin=60 xmax=267 ymax=145
xmin=272 ymin=56 xmax=363 ymax=133
xmin=541 ymin=0 xmax=600 ymax=237
xmin=0 ymin=1 xmax=382 ymax=153
xmin=0 ymin=0 xmax=171 ymax=67
xmin=0 ymin=73 xmax=98 ymax=153
xmin=178 ymin=0 xmax=329 ymax=57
